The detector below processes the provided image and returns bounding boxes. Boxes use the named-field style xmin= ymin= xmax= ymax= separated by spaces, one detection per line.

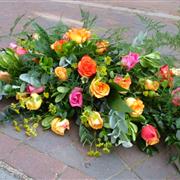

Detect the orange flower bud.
xmin=126 ymin=97 xmax=144 ymax=117
xmin=64 ymin=28 xmax=91 ymax=44
xmin=96 ymin=40 xmax=109 ymax=55
xmin=54 ymin=67 xmax=68 ymax=81
xmin=88 ymin=111 xmax=103 ymax=130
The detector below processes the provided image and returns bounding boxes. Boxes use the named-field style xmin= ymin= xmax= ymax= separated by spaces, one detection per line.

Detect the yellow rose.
xmin=88 ymin=111 xmax=103 ymax=130
xmin=16 ymin=92 xmax=28 ymax=101
xmin=25 ymin=93 xmax=42 ymax=110
xmin=90 ymin=78 xmax=110 ymax=98
xmin=144 ymin=79 xmax=159 ymax=91
xmin=96 ymin=40 xmax=109 ymax=55
xmin=54 ymin=67 xmax=68 ymax=81
xmin=64 ymin=28 xmax=91 ymax=44
xmin=0 ymin=71 xmax=11 ymax=83
xmin=51 ymin=118 xmax=70 ymax=136
xmin=126 ymin=97 xmax=144 ymax=117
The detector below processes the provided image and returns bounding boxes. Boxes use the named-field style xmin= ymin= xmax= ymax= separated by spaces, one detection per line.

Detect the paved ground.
xmin=0 ymin=0 xmax=180 ymax=179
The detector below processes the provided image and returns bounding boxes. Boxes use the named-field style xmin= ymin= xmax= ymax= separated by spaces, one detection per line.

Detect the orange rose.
xmin=88 ymin=111 xmax=103 ymax=130
xmin=90 ymin=78 xmax=110 ymax=98
xmin=78 ymin=55 xmax=97 ymax=77
xmin=51 ymin=118 xmax=70 ymax=136
xmin=114 ymin=74 xmax=131 ymax=90
xmin=51 ymin=39 xmax=67 ymax=52
xmin=64 ymin=28 xmax=91 ymax=44
xmin=96 ymin=40 xmax=109 ymax=55
xmin=54 ymin=67 xmax=68 ymax=81
xmin=126 ymin=97 xmax=144 ymax=117
xmin=144 ymin=79 xmax=159 ymax=91
xmin=0 ymin=71 xmax=11 ymax=83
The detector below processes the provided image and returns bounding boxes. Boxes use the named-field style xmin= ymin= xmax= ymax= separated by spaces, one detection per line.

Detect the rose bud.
xmin=141 ymin=124 xmax=160 ymax=146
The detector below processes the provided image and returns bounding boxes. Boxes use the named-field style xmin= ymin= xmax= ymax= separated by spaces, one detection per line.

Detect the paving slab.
xmin=4 ymin=144 xmax=67 ymax=180
xmin=0 ymin=133 xmax=20 ymax=160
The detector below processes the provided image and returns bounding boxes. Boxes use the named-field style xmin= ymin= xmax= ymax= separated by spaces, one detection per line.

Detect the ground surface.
xmin=0 ymin=0 xmax=180 ymax=179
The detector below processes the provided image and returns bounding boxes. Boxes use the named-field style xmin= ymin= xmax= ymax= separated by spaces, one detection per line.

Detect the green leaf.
xmin=41 ymin=116 xmax=54 ymax=129
xmin=19 ymin=73 xmax=41 ymax=87
xmin=55 ymin=93 xmax=66 ymax=103
xmin=176 ymin=130 xmax=180 ymax=140
xmin=176 ymin=118 xmax=180 ymax=129
xmin=79 ymin=124 xmax=94 ymax=145
xmin=109 ymin=82 xmax=127 ymax=92
xmin=57 ymin=86 xmax=70 ymax=93
xmin=107 ymin=90 xmax=132 ymax=112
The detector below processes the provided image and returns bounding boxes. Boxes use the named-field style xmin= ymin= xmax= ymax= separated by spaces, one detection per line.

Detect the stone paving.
xmin=0 ymin=0 xmax=180 ymax=179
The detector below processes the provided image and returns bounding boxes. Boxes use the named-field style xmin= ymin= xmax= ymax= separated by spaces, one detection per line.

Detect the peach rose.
xmin=144 ymin=79 xmax=159 ymax=91
xmin=96 ymin=40 xmax=109 ymax=55
xmin=126 ymin=97 xmax=144 ymax=117
xmin=0 ymin=71 xmax=11 ymax=83
xmin=51 ymin=39 xmax=67 ymax=52
xmin=78 ymin=55 xmax=97 ymax=77
xmin=54 ymin=67 xmax=68 ymax=81
xmin=88 ymin=111 xmax=103 ymax=130
xmin=51 ymin=118 xmax=70 ymax=136
xmin=64 ymin=28 xmax=91 ymax=44
xmin=141 ymin=124 xmax=160 ymax=146
xmin=90 ymin=78 xmax=110 ymax=98
xmin=114 ymin=74 xmax=131 ymax=90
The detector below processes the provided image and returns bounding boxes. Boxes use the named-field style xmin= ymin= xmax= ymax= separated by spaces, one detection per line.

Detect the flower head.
xmin=141 ymin=124 xmax=160 ymax=146
xmin=114 ymin=74 xmax=131 ymax=90
xmin=78 ymin=55 xmax=96 ymax=77
xmin=96 ymin=40 xmax=109 ymax=55
xmin=51 ymin=39 xmax=67 ymax=52
xmin=64 ymin=28 xmax=91 ymax=44
xmin=90 ymin=78 xmax=110 ymax=98
xmin=15 ymin=47 xmax=27 ymax=56
xmin=0 ymin=71 xmax=11 ymax=83
xmin=26 ymin=85 xmax=45 ymax=94
xmin=55 ymin=66 xmax=68 ymax=81
xmin=88 ymin=111 xmax=103 ymax=130
xmin=144 ymin=79 xmax=159 ymax=91
xmin=25 ymin=93 xmax=42 ymax=110
xmin=172 ymin=87 xmax=180 ymax=106
xmin=69 ymin=87 xmax=83 ymax=108
xmin=126 ymin=97 xmax=144 ymax=117
xmin=51 ymin=118 xmax=70 ymax=136
xmin=159 ymin=65 xmax=174 ymax=87
xmin=121 ymin=52 xmax=139 ymax=71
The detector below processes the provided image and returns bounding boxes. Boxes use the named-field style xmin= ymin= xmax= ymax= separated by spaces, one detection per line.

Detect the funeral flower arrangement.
xmin=0 ymin=11 xmax=180 ymax=159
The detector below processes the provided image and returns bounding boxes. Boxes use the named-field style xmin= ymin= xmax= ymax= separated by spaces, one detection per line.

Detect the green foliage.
xmin=80 ymin=8 xmax=97 ymax=29
xmin=107 ymin=90 xmax=132 ymax=113
xmin=0 ymin=48 xmax=23 ymax=77
xmin=79 ymin=124 xmax=94 ymax=146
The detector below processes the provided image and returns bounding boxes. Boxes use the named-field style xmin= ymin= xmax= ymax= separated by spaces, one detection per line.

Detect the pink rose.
xmin=9 ymin=42 xmax=17 ymax=49
xmin=121 ymin=52 xmax=139 ymax=71
xmin=26 ymin=85 xmax=45 ymax=94
xmin=16 ymin=47 xmax=27 ymax=56
xmin=172 ymin=87 xmax=180 ymax=106
xmin=69 ymin=87 xmax=83 ymax=107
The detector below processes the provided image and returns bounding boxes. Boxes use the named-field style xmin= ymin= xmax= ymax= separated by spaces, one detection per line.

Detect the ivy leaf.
xmin=57 ymin=86 xmax=70 ymax=93
xmin=55 ymin=93 xmax=66 ymax=103
xmin=107 ymin=90 xmax=132 ymax=112
xmin=41 ymin=116 xmax=55 ymax=129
